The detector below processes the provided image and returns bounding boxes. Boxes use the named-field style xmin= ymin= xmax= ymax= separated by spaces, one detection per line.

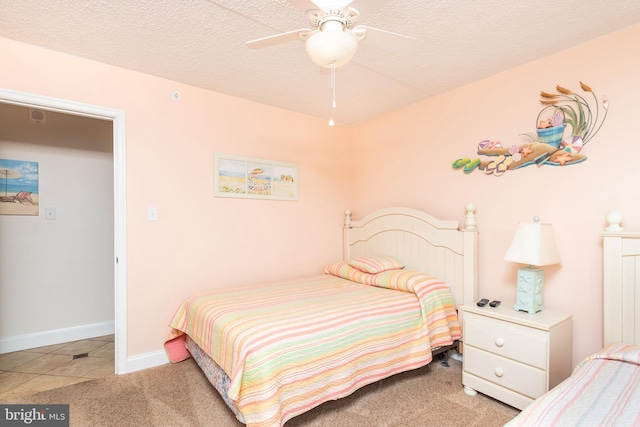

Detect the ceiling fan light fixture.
xmin=305 ymin=20 xmax=358 ymax=68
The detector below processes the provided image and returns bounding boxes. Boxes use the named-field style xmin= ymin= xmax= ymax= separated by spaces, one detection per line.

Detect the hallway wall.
xmin=0 ymin=103 xmax=114 ymax=352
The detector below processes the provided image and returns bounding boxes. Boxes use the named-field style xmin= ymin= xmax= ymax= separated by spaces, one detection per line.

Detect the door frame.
xmin=0 ymin=88 xmax=127 ymax=374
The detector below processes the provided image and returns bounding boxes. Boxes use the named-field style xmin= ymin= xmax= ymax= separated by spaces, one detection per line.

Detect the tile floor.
xmin=0 ymin=335 xmax=114 ymax=400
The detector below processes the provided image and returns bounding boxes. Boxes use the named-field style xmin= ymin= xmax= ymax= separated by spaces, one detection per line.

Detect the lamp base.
xmin=513 ymin=266 xmax=544 ymax=314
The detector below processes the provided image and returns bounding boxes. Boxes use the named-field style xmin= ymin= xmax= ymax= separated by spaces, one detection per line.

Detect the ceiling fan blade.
xmin=354 ymin=25 xmax=417 ymax=54
xmin=245 ymin=29 xmax=310 ymax=49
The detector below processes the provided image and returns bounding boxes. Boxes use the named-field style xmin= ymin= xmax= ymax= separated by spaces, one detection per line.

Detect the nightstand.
xmin=461 ymin=304 xmax=572 ymax=410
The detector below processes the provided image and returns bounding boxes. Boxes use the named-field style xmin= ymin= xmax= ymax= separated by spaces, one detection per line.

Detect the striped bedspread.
xmin=505 ymin=343 xmax=640 ymax=426
xmin=165 ymin=263 xmax=461 ymax=427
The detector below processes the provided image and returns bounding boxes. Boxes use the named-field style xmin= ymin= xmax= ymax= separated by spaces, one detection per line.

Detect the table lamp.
xmin=504 ymin=217 xmax=562 ymax=314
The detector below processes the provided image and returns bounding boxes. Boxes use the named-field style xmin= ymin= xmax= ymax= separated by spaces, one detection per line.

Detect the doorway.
xmin=0 ymin=88 xmax=127 ymax=374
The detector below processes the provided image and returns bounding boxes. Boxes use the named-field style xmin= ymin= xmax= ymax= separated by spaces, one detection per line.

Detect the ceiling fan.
xmin=245 ymin=0 xmax=416 ymax=69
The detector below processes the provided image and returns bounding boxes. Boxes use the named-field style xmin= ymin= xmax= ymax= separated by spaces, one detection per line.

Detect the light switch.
xmin=45 ymin=207 xmax=56 ymax=220
xmin=147 ymin=207 xmax=158 ymax=221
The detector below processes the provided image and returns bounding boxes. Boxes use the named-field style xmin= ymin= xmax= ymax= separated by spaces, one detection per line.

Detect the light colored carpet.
xmin=6 ymin=356 xmax=519 ymax=426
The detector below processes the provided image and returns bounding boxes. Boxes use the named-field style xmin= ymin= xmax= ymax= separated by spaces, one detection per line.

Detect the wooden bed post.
xmin=602 ymin=210 xmax=640 ymax=346
xmin=603 ymin=211 xmax=625 ymax=346
xmin=464 ymin=202 xmax=477 ymax=231
xmin=344 ymin=209 xmax=352 ymax=229
xmin=462 ymin=203 xmax=479 ymax=307
xmin=343 ymin=209 xmax=352 ymax=261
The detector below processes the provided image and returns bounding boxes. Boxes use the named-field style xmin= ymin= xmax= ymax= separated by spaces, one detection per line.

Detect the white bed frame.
xmin=179 ymin=204 xmax=479 ymax=425
xmin=343 ymin=203 xmax=479 ymax=311
xmin=603 ymin=211 xmax=640 ymax=346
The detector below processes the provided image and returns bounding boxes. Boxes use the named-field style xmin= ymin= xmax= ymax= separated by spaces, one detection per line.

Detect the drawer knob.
xmin=494 ymin=368 xmax=504 ymax=377
xmin=495 ymin=337 xmax=504 ymax=347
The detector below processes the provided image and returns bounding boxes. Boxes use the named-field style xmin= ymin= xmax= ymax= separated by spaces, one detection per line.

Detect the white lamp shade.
xmin=305 ymin=20 xmax=358 ymax=68
xmin=504 ymin=222 xmax=562 ymax=266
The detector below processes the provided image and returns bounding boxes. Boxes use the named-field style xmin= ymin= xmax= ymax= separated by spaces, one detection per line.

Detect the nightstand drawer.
xmin=464 ymin=345 xmax=547 ymax=399
xmin=464 ymin=311 xmax=548 ymax=369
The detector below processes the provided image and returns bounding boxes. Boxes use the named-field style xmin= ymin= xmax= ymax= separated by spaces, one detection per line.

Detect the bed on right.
xmin=505 ymin=211 xmax=640 ymax=426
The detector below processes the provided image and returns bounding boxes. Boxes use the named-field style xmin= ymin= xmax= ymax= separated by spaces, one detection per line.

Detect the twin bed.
xmin=165 ymin=206 xmax=640 ymax=426
xmin=506 ymin=211 xmax=640 ymax=426
xmin=165 ymin=204 xmax=479 ymax=427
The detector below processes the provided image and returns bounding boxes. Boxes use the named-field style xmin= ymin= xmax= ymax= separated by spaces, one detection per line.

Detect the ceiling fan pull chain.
xmin=331 ymin=61 xmax=336 ymax=108
xmin=329 ymin=61 xmax=336 ymax=126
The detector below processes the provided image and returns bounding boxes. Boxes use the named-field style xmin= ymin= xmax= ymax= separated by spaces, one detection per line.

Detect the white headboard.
xmin=603 ymin=211 xmax=640 ymax=346
xmin=343 ymin=203 xmax=479 ymax=308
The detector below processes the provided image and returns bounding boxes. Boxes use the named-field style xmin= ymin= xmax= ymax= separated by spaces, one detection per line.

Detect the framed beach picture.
xmin=0 ymin=158 xmax=39 ymax=215
xmin=214 ymin=153 xmax=298 ymax=201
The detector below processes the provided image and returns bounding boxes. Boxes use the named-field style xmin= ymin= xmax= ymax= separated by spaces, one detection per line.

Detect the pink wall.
xmin=0 ymin=38 xmax=355 ymax=357
xmin=2 ymin=23 xmax=639 ymax=367
xmin=352 ymin=24 xmax=640 ymax=365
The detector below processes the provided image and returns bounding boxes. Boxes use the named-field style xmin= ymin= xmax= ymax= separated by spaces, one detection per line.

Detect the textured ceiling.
xmin=1 ymin=0 xmax=639 ymax=125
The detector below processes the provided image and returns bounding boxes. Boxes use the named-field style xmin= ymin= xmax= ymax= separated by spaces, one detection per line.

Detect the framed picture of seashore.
xmin=0 ymin=158 xmax=39 ymax=216
xmin=214 ymin=153 xmax=298 ymax=201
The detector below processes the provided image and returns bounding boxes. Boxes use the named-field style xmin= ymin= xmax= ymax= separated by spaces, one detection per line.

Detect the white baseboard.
xmin=123 ymin=349 xmax=170 ymax=374
xmin=0 ymin=321 xmax=115 ymax=354
xmin=0 ymin=320 xmax=171 ymax=375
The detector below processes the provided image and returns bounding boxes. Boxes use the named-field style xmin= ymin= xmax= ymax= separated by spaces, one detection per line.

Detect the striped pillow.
xmin=323 ymin=261 xmax=377 ymax=284
xmin=348 ymin=255 xmax=404 ymax=274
